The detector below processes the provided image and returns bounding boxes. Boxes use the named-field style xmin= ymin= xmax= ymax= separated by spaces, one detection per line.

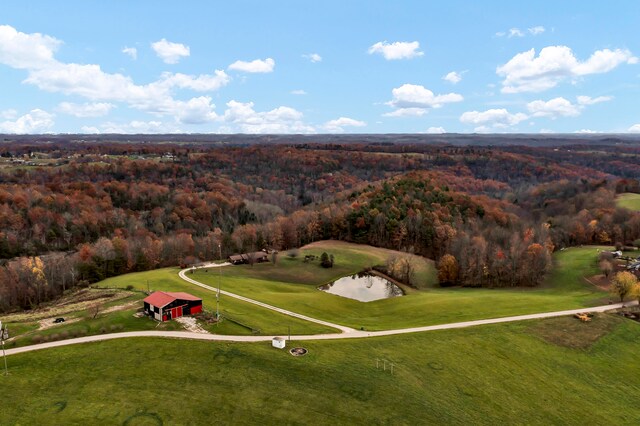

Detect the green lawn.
xmin=2 ymin=315 xmax=639 ymax=425
xmin=93 ymin=242 xmax=609 ymax=333
xmin=616 ymin=192 xmax=640 ymax=211
xmin=97 ymin=267 xmax=335 ymax=335
xmin=1 ymin=292 xmax=185 ymax=349
xmin=189 ymin=243 xmax=608 ymax=330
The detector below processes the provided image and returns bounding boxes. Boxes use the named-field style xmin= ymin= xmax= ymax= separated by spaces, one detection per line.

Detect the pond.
xmin=318 ymin=273 xmax=404 ymax=302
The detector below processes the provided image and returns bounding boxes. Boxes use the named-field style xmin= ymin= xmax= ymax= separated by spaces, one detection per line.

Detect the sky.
xmin=1 ymin=1 xmax=640 ymax=134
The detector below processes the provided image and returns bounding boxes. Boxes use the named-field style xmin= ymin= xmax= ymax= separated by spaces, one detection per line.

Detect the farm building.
xmin=228 ymin=251 xmax=269 ymax=265
xmin=143 ymin=291 xmax=203 ymax=322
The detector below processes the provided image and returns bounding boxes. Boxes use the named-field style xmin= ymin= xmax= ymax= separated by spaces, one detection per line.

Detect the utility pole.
xmin=1 ymin=322 xmax=8 ymax=376
xmin=216 ymin=244 xmax=221 ymax=321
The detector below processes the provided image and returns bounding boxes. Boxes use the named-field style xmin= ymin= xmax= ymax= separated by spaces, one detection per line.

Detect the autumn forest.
xmin=1 ymin=137 xmax=640 ymax=312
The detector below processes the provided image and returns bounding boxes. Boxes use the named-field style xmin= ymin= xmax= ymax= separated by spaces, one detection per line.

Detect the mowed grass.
xmin=2 ymin=316 xmax=639 ymax=425
xmin=189 ymin=243 xmax=607 ymax=330
xmin=242 ymin=241 xmax=437 ymax=288
xmin=0 ymin=291 xmax=186 ymax=349
xmin=616 ymin=192 xmax=640 ymax=210
xmin=97 ymin=267 xmax=335 ymax=335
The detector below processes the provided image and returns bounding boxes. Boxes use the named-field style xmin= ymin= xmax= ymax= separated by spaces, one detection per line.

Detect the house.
xmin=228 ymin=251 xmax=269 ymax=265
xmin=272 ymin=337 xmax=286 ymax=349
xmin=143 ymin=291 xmax=203 ymax=322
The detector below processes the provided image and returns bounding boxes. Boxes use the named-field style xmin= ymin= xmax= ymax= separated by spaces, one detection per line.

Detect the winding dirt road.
xmin=178 ymin=266 xmax=356 ymax=333
xmin=4 ymin=265 xmax=637 ymax=357
xmin=5 ymin=298 xmax=636 ymax=357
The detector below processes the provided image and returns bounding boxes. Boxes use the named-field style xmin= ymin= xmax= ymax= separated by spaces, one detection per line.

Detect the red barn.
xmin=143 ymin=291 xmax=203 ymax=322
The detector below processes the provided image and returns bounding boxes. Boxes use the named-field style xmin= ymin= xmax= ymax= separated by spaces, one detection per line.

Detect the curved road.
xmin=178 ymin=266 xmax=356 ymax=333
xmin=5 ymin=300 xmax=636 ymax=357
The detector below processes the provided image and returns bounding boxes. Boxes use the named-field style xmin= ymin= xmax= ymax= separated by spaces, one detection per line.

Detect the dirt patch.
xmin=1 ymin=288 xmax=134 ymax=323
xmin=38 ymin=317 xmax=82 ymax=331
xmin=196 ymin=262 xmax=231 ymax=269
xmin=528 ymin=313 xmax=622 ymax=349
xmin=102 ymin=300 xmax=140 ymax=315
xmin=174 ymin=316 xmax=209 ymax=334
xmin=584 ymin=274 xmax=611 ymax=291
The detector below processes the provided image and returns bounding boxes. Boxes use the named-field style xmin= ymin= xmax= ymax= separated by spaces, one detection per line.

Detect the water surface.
xmin=318 ymin=273 xmax=403 ymax=302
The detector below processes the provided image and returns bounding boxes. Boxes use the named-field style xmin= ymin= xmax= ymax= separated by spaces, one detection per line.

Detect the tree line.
xmin=1 ymin=141 xmax=640 ymax=312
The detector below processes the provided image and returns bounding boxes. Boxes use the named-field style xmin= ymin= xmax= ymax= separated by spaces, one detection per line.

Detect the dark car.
xmin=53 ymin=317 xmax=65 ymax=323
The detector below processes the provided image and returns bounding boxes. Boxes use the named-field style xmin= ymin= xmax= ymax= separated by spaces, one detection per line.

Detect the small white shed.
xmin=272 ymin=336 xmax=286 ymax=349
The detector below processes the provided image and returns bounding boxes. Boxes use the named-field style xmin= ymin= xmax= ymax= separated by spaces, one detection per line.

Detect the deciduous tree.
xmin=610 ymin=271 xmax=637 ymax=303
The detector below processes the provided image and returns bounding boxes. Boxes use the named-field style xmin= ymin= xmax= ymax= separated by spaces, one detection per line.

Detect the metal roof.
xmin=143 ymin=291 xmax=201 ymax=308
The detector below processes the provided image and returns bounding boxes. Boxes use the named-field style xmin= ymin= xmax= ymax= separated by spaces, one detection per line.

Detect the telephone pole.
xmin=1 ymin=322 xmax=8 ymax=376
xmin=216 ymin=243 xmax=221 ymax=321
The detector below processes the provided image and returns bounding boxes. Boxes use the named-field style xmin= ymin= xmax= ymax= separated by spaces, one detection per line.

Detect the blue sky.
xmin=1 ymin=1 xmax=639 ymax=134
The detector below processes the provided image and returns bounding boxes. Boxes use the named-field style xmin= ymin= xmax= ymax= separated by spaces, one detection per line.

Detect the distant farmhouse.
xmin=144 ymin=291 xmax=202 ymax=322
xmin=228 ymin=251 xmax=269 ymax=265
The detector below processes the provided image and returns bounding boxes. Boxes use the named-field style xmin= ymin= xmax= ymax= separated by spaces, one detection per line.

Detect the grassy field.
xmin=97 ymin=268 xmax=335 ymax=335
xmin=1 ymin=314 xmax=639 ymax=425
xmin=187 ymin=243 xmax=608 ymax=330
xmin=97 ymin=242 xmax=608 ymax=332
xmin=616 ymin=192 xmax=640 ymax=211
xmin=0 ymin=290 xmax=186 ymax=349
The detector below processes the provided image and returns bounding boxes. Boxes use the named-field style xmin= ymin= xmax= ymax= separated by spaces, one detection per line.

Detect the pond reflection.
xmin=318 ymin=272 xmax=404 ymax=302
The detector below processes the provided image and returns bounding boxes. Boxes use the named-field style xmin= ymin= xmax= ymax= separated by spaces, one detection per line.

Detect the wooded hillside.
xmin=1 ymin=139 xmax=639 ymax=311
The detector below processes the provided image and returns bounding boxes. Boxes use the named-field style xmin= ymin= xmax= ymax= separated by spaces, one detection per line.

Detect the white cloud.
xmin=228 ymin=58 xmax=275 ymax=73
xmin=460 ymin=108 xmax=528 ymax=130
xmin=58 ymin=102 xmax=114 ymax=117
xmin=383 ymin=108 xmax=427 ymax=117
xmin=496 ymin=26 xmax=544 ymax=38
xmin=151 ymin=38 xmax=190 ymax=64
xmin=92 ymin=120 xmax=182 ymax=134
xmin=21 ymin=62 xmax=229 ymax=108
xmin=526 ymin=95 xmax=613 ymax=119
xmin=527 ymin=97 xmax=580 ymax=118
xmin=0 ymin=109 xmax=54 ymax=133
xmin=0 ymin=25 xmax=60 ymax=69
xmin=576 ymin=95 xmax=612 ymax=105
xmin=497 ymin=45 xmax=637 ymax=93
xmin=425 ymin=126 xmax=446 ymax=134
xmin=80 ymin=126 xmax=100 ymax=134
xmin=628 ymin=124 xmax=640 ymax=133
xmin=574 ymin=129 xmax=601 ymax=134
xmin=222 ymin=100 xmax=314 ymax=133
xmin=303 ymin=53 xmax=322 ymax=63
xmin=528 ymin=26 xmax=545 ymax=35
xmin=368 ymin=41 xmax=423 ymax=60
xmin=324 ymin=117 xmax=366 ymax=132
xmin=508 ymin=28 xmax=525 ymax=38
xmin=0 ymin=25 xmax=234 ymax=129
xmin=386 ymin=84 xmax=463 ymax=116
xmin=291 ymin=89 xmax=307 ymax=95
xmin=157 ymin=71 xmax=230 ymax=91
xmin=443 ymin=71 xmax=463 ymax=84
xmin=122 ymin=46 xmax=137 ymax=60
xmin=167 ymin=96 xmax=218 ymax=124
xmin=1 ymin=109 xmax=17 ymax=119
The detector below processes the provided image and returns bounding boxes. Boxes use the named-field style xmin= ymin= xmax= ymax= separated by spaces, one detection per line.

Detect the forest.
xmin=1 ymin=138 xmax=640 ymax=311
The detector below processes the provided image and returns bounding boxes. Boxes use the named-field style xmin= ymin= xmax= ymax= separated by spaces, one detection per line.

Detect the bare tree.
xmin=599 ymin=259 xmax=613 ymax=279
xmin=89 ymin=302 xmax=103 ymax=319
